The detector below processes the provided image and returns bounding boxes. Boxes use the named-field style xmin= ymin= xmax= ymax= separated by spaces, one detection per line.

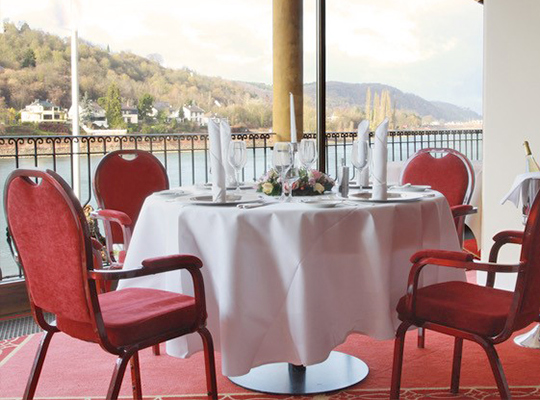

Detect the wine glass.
xmin=228 ymin=141 xmax=247 ymax=194
xmin=272 ymin=142 xmax=294 ymax=201
xmin=351 ymin=139 xmax=370 ymax=187
xmin=284 ymin=163 xmax=300 ymax=202
xmin=298 ymin=139 xmax=317 ymax=170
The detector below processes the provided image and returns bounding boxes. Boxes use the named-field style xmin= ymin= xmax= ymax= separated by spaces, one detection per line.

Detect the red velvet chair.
xmin=92 ymin=150 xmax=169 ymax=267
xmin=400 ymin=148 xmax=478 ymax=348
xmin=390 ymin=193 xmax=540 ymax=400
xmin=4 ymin=169 xmax=217 ymax=400
xmin=400 ymin=148 xmax=477 ymax=249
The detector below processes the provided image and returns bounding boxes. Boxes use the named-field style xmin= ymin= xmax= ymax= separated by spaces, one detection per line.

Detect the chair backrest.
xmin=93 ymin=150 xmax=169 ymax=244
xmin=513 ymin=192 xmax=540 ymax=328
xmin=4 ymin=169 xmax=97 ymax=325
xmin=400 ymin=148 xmax=475 ymax=207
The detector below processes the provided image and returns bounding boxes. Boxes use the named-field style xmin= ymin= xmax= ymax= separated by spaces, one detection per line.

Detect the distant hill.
xmin=0 ymin=22 xmax=480 ymax=131
xmin=304 ymin=82 xmax=481 ymax=123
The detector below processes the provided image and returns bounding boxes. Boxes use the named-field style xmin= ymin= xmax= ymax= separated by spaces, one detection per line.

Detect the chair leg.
xmin=390 ymin=321 xmax=411 ymax=400
xmin=152 ymin=344 xmax=160 ymax=355
xmin=479 ymin=339 xmax=511 ymax=399
xmin=417 ymin=327 xmax=425 ymax=348
xmin=129 ymin=351 xmax=143 ymax=400
xmin=23 ymin=330 xmax=55 ymax=400
xmin=106 ymin=348 xmax=137 ymax=400
xmin=450 ymin=337 xmax=463 ymax=394
xmin=198 ymin=327 xmax=218 ymax=400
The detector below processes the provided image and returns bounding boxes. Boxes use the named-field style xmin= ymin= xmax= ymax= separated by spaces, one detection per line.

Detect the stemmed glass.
xmin=284 ymin=162 xmax=300 ymax=202
xmin=272 ymin=142 xmax=294 ymax=201
xmin=351 ymin=139 xmax=370 ymax=187
xmin=298 ymin=139 xmax=317 ymax=170
xmin=228 ymin=141 xmax=247 ymax=194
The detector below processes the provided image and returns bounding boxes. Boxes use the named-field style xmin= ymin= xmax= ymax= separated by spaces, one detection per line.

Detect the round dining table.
xmin=118 ymin=186 xmax=465 ymax=393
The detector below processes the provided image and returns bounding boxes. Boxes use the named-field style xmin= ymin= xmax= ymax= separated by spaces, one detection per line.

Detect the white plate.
xmin=189 ymin=195 xmax=259 ymax=206
xmin=391 ymin=184 xmax=431 ymax=192
xmin=227 ymin=184 xmax=255 ymax=190
xmin=348 ymin=192 xmax=424 ymax=203
xmin=301 ymin=199 xmax=342 ymax=208
xmin=155 ymin=189 xmax=187 ymax=197
xmin=349 ymin=184 xmax=371 ymax=190
xmin=203 ymin=182 xmax=254 ymax=190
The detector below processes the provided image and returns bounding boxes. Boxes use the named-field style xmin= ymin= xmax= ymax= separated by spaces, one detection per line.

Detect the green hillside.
xmin=0 ymin=22 xmax=480 ymax=134
xmin=0 ymin=22 xmax=271 ymax=130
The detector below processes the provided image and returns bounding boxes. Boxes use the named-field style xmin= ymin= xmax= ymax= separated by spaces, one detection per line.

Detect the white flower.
xmin=314 ymin=182 xmax=325 ymax=193
xmin=262 ymin=182 xmax=274 ymax=195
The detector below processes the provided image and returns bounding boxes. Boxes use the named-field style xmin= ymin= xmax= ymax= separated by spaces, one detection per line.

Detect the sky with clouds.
xmin=0 ymin=0 xmax=484 ymax=113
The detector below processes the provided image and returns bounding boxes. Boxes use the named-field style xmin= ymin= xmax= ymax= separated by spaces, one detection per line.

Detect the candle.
xmin=290 ymin=92 xmax=297 ymax=143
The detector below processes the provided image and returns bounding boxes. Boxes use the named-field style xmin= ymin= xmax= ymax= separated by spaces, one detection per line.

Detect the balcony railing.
xmin=0 ymin=128 xmax=482 ymax=281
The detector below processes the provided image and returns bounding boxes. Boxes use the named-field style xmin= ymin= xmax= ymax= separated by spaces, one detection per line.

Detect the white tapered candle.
xmin=290 ymin=92 xmax=297 ymax=143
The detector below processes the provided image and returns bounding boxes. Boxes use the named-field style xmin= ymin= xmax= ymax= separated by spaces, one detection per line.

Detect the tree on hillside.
xmin=364 ymin=87 xmax=372 ymax=126
xmin=21 ymin=49 xmax=36 ymax=68
xmin=138 ymin=93 xmax=154 ymax=122
xmin=99 ymin=83 xmax=124 ymax=128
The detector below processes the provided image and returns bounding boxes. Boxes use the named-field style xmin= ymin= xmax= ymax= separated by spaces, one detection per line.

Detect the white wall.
xmin=481 ymin=0 xmax=540 ymax=289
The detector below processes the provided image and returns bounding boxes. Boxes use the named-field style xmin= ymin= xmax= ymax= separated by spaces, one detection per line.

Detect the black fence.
xmin=0 ymin=128 xmax=482 ymax=281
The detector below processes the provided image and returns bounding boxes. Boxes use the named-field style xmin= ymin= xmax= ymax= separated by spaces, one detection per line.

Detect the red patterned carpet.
xmin=2 ymin=326 xmax=540 ymax=400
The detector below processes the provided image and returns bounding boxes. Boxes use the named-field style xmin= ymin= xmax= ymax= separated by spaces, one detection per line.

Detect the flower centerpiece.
xmin=256 ymin=168 xmax=335 ymax=196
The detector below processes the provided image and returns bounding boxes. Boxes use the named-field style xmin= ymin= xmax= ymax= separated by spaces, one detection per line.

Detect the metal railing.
xmin=0 ymin=128 xmax=482 ymax=281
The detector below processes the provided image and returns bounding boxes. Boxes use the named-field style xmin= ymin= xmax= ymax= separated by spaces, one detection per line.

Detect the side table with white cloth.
xmin=118 ymin=187 xmax=465 ymax=394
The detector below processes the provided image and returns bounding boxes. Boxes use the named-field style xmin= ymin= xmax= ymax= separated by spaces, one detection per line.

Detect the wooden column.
xmin=273 ymin=0 xmax=303 ymax=142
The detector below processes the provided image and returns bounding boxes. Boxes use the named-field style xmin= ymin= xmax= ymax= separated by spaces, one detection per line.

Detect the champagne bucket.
xmin=522 ymin=179 xmax=540 ymax=224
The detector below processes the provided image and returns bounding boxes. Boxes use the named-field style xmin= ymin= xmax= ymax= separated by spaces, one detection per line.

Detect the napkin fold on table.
xmin=356 ymin=120 xmax=370 ymax=187
xmin=220 ymin=119 xmax=236 ymax=187
xmin=208 ymin=119 xmax=226 ymax=203
xmin=372 ymin=118 xmax=389 ymax=201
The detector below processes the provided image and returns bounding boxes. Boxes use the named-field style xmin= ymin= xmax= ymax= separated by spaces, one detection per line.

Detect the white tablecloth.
xmin=119 ymin=189 xmax=464 ymax=376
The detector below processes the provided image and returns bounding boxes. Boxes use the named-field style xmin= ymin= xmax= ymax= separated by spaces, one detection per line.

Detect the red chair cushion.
xmin=396 ymin=281 xmax=534 ymax=337
xmin=57 ymin=288 xmax=197 ymax=347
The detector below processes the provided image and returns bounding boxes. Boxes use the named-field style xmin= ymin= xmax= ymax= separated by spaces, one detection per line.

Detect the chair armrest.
xmin=410 ymin=249 xmax=474 ymax=264
xmin=88 ymin=254 xmax=203 ymax=280
xmin=91 ymin=209 xmax=132 ymax=227
xmin=404 ymin=250 xmax=522 ymax=316
xmin=486 ymin=230 xmax=524 ymax=287
xmin=492 ymin=230 xmax=524 ymax=245
xmin=450 ymin=204 xmax=477 ymax=218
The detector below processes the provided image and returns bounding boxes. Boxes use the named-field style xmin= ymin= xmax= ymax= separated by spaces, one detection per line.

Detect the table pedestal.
xmin=228 ymin=351 xmax=369 ymax=395
xmin=514 ymin=324 xmax=540 ymax=349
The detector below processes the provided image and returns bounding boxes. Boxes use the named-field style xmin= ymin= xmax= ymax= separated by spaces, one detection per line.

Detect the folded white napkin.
xmin=501 ymin=171 xmax=540 ymax=207
xmin=372 ymin=118 xmax=389 ymax=200
xmin=356 ymin=120 xmax=370 ymax=187
xmin=208 ymin=119 xmax=226 ymax=202
xmin=220 ymin=120 xmax=236 ymax=186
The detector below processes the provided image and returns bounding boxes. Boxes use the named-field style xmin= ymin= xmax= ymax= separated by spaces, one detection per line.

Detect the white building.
xmin=20 ymin=99 xmax=67 ymax=123
xmin=151 ymin=101 xmax=172 ymax=119
xmin=68 ymin=101 xmax=108 ymax=128
xmin=121 ymin=105 xmax=138 ymax=124
xmin=183 ymin=104 xmax=205 ymax=125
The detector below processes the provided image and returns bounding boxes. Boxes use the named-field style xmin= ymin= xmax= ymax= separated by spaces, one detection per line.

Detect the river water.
xmin=0 ymin=135 xmax=482 ymax=280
